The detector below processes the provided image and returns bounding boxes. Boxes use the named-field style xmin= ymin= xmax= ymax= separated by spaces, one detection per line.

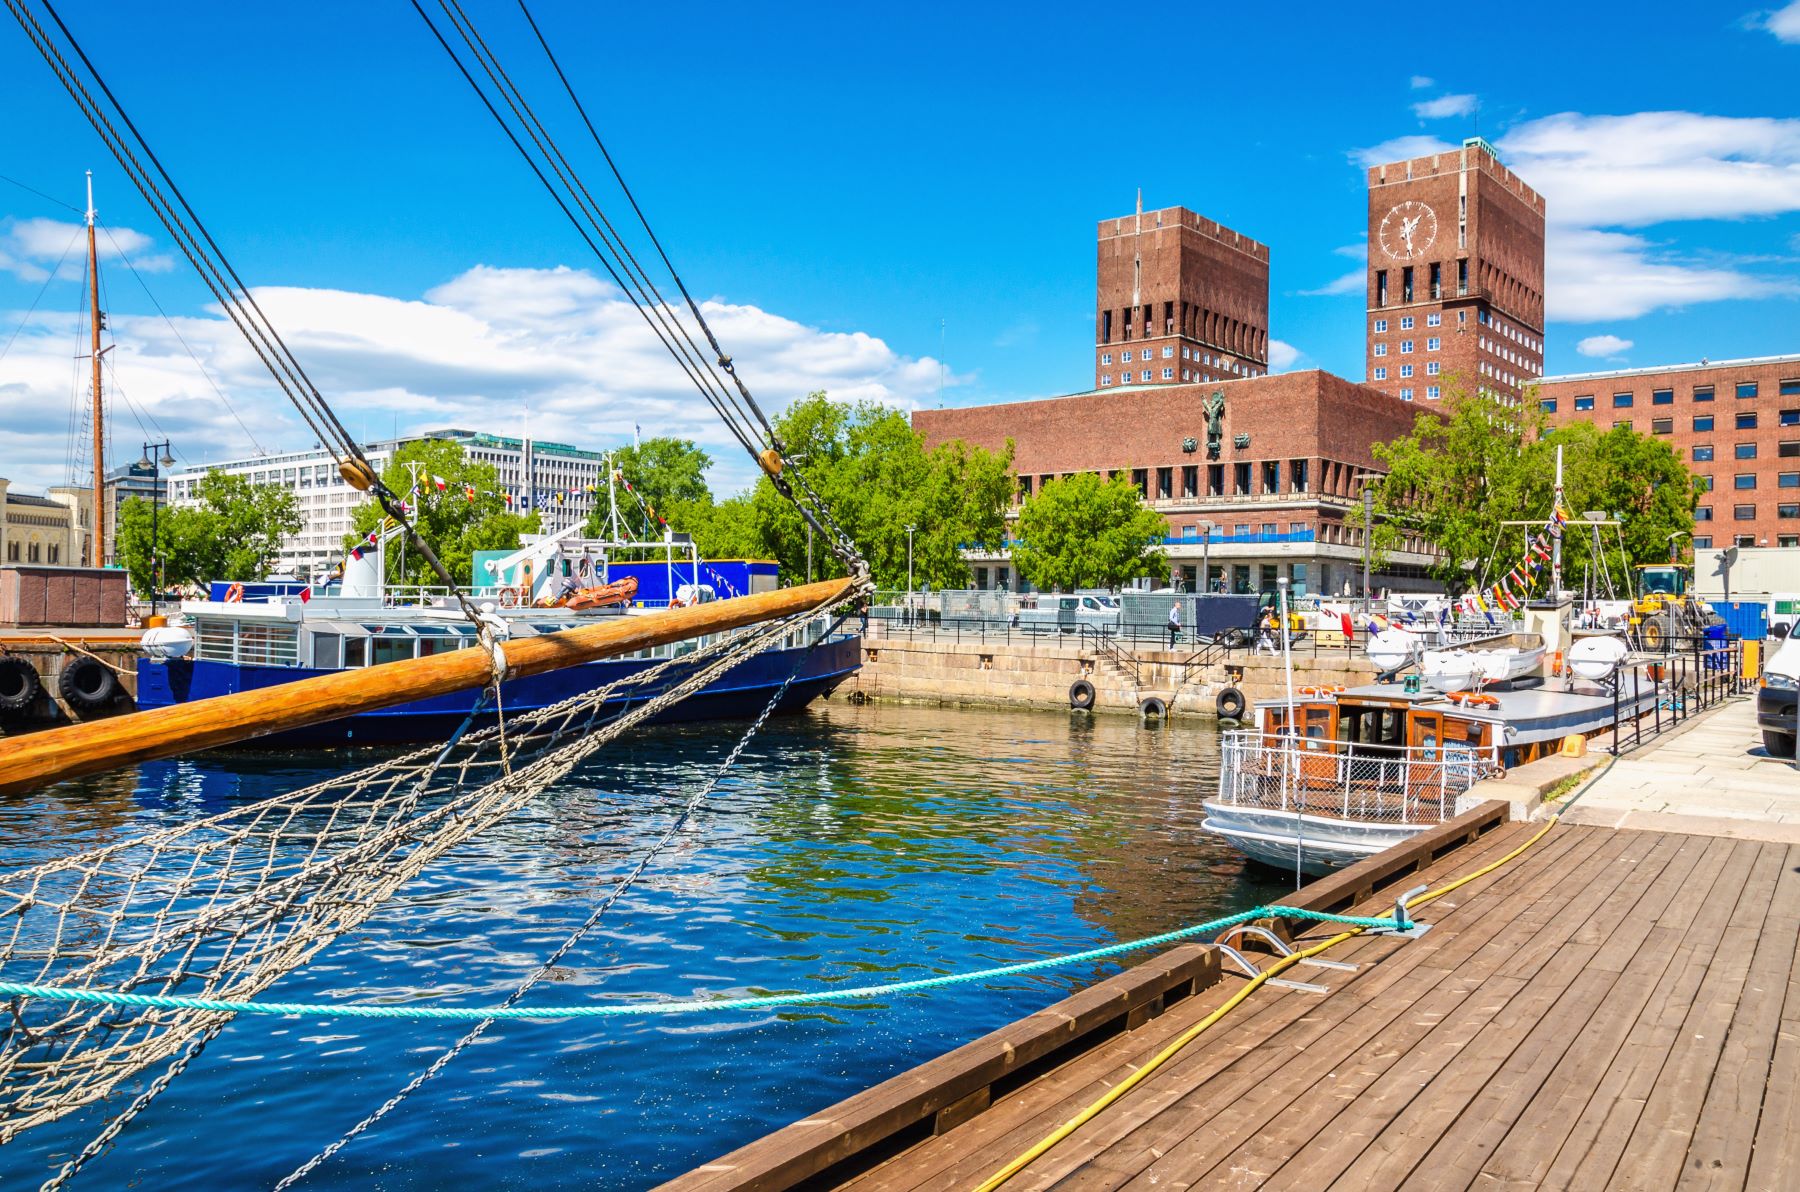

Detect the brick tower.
xmin=1364 ymin=137 xmax=1546 ymax=404
xmin=1094 ymin=199 xmax=1270 ymax=390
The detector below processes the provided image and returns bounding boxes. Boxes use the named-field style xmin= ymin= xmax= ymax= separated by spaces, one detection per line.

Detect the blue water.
xmin=0 ymin=701 xmax=1283 ymax=1189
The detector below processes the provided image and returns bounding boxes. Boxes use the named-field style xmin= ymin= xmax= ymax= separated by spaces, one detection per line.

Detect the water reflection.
xmin=0 ymin=700 xmax=1282 ymax=1189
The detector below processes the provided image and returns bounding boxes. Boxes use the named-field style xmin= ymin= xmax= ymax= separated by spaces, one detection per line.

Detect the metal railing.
xmin=1605 ymin=635 xmax=1746 ymax=756
xmin=1216 ymin=731 xmax=1502 ymax=825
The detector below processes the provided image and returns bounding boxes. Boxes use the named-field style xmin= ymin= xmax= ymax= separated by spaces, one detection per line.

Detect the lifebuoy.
xmin=1446 ymin=691 xmax=1499 ymax=708
xmin=1069 ymin=678 xmax=1097 ymax=710
xmin=58 ymin=657 xmax=118 ymax=710
xmin=223 ymin=583 xmax=245 ymax=603
xmin=1216 ymin=686 xmax=1247 ymax=720
xmin=1297 ymin=684 xmax=1344 ymax=699
xmin=1140 ymin=695 xmax=1168 ymax=720
xmin=0 ymin=656 xmax=40 ymax=711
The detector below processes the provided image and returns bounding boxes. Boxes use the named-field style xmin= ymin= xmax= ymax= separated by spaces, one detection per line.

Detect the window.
xmin=1737 ymin=412 xmax=1758 ymax=430
xmin=1735 ymin=504 xmax=1757 ymax=520
xmin=1784 ymin=379 xmax=1800 ymax=396
xmin=1156 ymin=467 xmax=1173 ymax=499
xmin=1376 ymin=270 xmax=1387 ymax=307
xmin=1402 ymin=267 xmax=1413 ymax=303
xmin=1181 ymin=465 xmax=1198 ymax=497
xmin=1373 ymin=342 xmax=1388 ymax=357
xmin=1781 ymin=472 xmax=1800 ymax=489
xmin=1784 ymin=536 xmax=1800 ymax=546
xmin=1262 ymin=461 xmax=1280 ymax=494
xmin=1782 ymin=409 xmax=1800 ymax=426
xmin=1540 ymin=398 xmax=1558 ymax=413
xmin=1652 ymin=388 xmax=1674 ymax=405
xmin=1233 ymin=462 xmax=1251 ymax=494
xmin=1735 ymin=474 xmax=1757 ymax=490
xmin=1161 ymin=368 xmax=1174 ymax=380
xmin=1696 ymin=506 xmax=1713 ymax=522
xmin=1400 ymin=316 xmax=1415 ymax=331
xmin=1695 ymin=415 xmax=1715 ymax=432
xmin=1400 ymin=340 xmax=1414 ymax=354
xmin=1373 ymin=366 xmax=1388 ymax=380
xmin=1699 ymin=476 xmax=1714 ymax=491
xmin=1694 ymin=445 xmax=1714 ymax=462
xmin=1457 ymin=308 xmax=1467 ymax=323
xmin=1400 ymin=387 xmax=1414 ymax=401
xmin=1651 ymin=418 xmax=1673 ymax=435
xmin=1614 ymin=420 xmax=1633 ymax=430
xmin=1141 ymin=370 xmax=1152 ymax=382
xmin=1613 ymin=392 xmax=1634 ymax=408
xmin=1694 ymin=385 xmax=1714 ymax=402
xmin=1290 ymin=459 xmax=1308 ymax=491
xmin=1694 ymin=536 xmax=1713 ymax=549
xmin=1100 ymin=374 xmax=1112 ymax=386
xmin=1427 ymin=313 xmax=1441 ymax=327
xmin=1785 ymin=442 xmax=1800 ymax=458
xmin=1399 ymin=364 xmax=1414 ymax=378
xmin=1162 ymin=346 xmax=1175 ymax=358
xmin=1373 ymin=318 xmax=1388 ymax=333
xmin=1737 ymin=381 xmax=1758 ymax=399
xmin=1017 ymin=475 xmax=1032 ymax=500
xmin=1782 ymin=505 xmax=1800 ymax=520
xmin=1737 ymin=535 xmax=1758 ymax=548
xmin=1575 ymin=395 xmax=1595 ymax=411
xmin=1426 ymin=361 xmax=1440 ymax=375
xmin=1100 ymin=353 xmax=1112 ymax=365
xmin=1426 ymin=337 xmax=1440 ymax=351
xmin=1737 ymin=442 xmax=1758 ymax=459
xmin=1426 ymin=385 xmax=1441 ymax=399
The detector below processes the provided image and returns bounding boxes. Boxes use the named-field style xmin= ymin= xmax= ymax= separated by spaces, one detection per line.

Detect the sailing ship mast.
xmin=85 ymin=170 xmax=106 ymax=567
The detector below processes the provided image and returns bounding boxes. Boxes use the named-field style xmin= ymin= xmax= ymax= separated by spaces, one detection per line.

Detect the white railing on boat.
xmin=1215 ymin=729 xmax=1503 ymax=826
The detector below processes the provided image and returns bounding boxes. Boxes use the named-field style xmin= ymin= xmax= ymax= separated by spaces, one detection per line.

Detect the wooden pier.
xmin=668 ymin=797 xmax=1800 ymax=1190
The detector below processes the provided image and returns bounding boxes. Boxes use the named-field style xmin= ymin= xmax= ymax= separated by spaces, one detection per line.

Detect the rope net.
xmin=0 ymin=601 xmax=844 ymax=1144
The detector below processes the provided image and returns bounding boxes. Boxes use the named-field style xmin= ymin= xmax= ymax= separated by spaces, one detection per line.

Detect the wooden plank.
xmin=0 ymin=575 xmax=859 ymax=796
xmin=1748 ymin=847 xmax=1800 ymax=1191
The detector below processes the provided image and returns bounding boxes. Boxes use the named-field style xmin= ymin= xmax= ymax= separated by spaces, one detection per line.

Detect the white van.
xmin=1759 ymin=634 xmax=1798 ymax=759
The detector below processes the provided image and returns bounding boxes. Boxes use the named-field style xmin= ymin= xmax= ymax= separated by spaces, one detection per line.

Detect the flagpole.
xmin=1551 ymin=445 xmax=1564 ymax=597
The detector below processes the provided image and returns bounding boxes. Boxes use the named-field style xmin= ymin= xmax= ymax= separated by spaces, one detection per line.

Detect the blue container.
xmin=1715 ymin=600 xmax=1768 ymax=641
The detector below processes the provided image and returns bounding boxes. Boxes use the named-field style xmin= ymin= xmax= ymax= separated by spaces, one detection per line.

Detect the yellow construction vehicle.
xmin=1630 ymin=563 xmax=1722 ymax=650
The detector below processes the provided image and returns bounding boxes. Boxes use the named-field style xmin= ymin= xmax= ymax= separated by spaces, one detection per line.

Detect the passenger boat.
xmin=136 ymin=532 xmax=860 ymax=745
xmin=1201 ymin=601 xmax=1653 ymax=875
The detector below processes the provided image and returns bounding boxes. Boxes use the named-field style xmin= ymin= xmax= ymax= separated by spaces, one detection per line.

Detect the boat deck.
xmin=670 ymin=816 xmax=1800 ymax=1190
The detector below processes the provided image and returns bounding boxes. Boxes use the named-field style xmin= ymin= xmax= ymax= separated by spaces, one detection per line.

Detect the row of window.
xmin=1699 ymin=472 xmax=1800 ymax=490
xmin=1563 ymin=402 xmax=1800 ymax=433
xmin=1373 ymin=314 xmax=1442 ymax=333
xmin=1393 ymin=386 xmax=1442 ymax=401
xmin=1546 ymin=379 xmax=1800 ymax=414
xmin=1372 ymin=337 xmax=1442 ymax=357
xmin=1694 ymin=535 xmax=1800 ymax=548
xmin=1017 ymin=459 xmax=1318 ymax=502
xmin=1372 ymin=363 xmax=1443 ymax=381
xmin=1699 ymin=504 xmax=1800 ymax=520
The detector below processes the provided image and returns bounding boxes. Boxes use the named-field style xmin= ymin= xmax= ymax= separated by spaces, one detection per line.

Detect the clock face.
xmin=1378 ymin=201 xmax=1438 ymax=261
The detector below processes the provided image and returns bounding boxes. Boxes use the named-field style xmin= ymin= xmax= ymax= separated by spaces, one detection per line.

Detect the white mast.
xmin=1551 ymin=444 xmax=1564 ymax=596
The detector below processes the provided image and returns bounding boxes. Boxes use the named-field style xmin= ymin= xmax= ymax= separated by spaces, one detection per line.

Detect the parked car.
xmin=1759 ymin=633 xmax=1798 ymax=758
xmin=1013 ymin=593 xmax=1118 ymax=634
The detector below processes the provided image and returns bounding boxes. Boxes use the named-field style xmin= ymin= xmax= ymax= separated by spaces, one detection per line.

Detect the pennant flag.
xmin=1339 ymin=611 xmax=1354 ymax=639
xmin=432 ymin=475 xmax=448 ymax=492
xmin=299 ymin=586 xmax=312 ymax=604
xmin=351 ymin=546 xmax=365 ymax=561
xmin=465 ymin=485 xmax=477 ymax=503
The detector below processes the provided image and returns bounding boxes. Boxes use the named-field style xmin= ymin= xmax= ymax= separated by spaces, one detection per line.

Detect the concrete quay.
xmin=842 ymin=626 xmax=1376 ymax=718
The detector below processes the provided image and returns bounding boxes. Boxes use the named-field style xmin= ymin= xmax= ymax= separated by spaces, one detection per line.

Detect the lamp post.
xmin=136 ymin=440 xmax=175 ymax=616
xmin=905 ymin=524 xmax=917 ymax=626
xmin=1361 ymin=484 xmax=1375 ymax=610
xmin=1198 ymin=519 xmax=1215 ymax=594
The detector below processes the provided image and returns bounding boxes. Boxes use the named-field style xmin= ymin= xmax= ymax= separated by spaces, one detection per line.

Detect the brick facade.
xmin=1094 ymin=205 xmax=1269 ymax=391
xmin=1536 ymin=355 xmax=1800 ymax=551
xmin=914 ymin=373 xmax=1436 ymax=596
xmin=1365 ymin=138 xmax=1546 ymax=406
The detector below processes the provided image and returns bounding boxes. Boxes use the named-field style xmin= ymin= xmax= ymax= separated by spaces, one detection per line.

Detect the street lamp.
xmin=1361 ymin=484 xmax=1375 ymax=608
xmin=1198 ymin=519 xmax=1215 ymax=595
xmin=905 ymin=524 xmax=917 ymax=627
xmin=136 ymin=440 xmax=176 ymax=616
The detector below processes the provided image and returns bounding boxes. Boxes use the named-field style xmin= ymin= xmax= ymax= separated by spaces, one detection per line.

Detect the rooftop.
xmin=1536 ymin=351 xmax=1800 ymax=386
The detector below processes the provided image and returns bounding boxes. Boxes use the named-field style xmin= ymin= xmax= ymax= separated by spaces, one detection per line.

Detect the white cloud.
xmin=0 ymin=263 xmax=960 ymax=494
xmin=1359 ymin=111 xmax=1800 ymax=322
xmin=1268 ymin=340 xmax=1305 ymax=372
xmin=3 ymin=217 xmax=172 ymax=278
xmin=1412 ymin=94 xmax=1477 ymax=120
xmin=1410 ymin=76 xmax=1435 ymax=90
xmin=1299 ymin=269 xmax=1365 ymax=297
xmin=1764 ymin=2 xmax=1800 ymax=42
xmin=1575 ymin=333 xmax=1633 ymax=358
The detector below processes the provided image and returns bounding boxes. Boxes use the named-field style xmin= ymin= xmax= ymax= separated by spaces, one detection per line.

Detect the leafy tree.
xmin=116 ymin=470 xmax=301 ymax=593
xmin=583 ymin=437 xmax=712 ymax=539
xmin=1010 ymin=471 xmax=1168 ymax=591
xmin=1365 ymin=382 xmax=1699 ymax=594
xmin=345 ymin=439 xmax=539 ymax=585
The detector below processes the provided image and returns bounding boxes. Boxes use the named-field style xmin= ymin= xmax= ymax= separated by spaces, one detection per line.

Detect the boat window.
xmin=344 ymin=637 xmax=368 ymax=668
xmin=1303 ymin=707 xmax=1331 ymax=748
xmin=237 ymin=624 xmax=299 ymax=668
xmin=371 ymin=637 xmax=414 ymax=666
xmin=418 ymin=637 xmax=457 ymax=656
xmin=311 ymin=634 xmax=342 ymax=670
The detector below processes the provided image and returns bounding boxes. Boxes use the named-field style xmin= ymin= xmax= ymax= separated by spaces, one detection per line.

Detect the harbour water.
xmin=1 ymin=701 xmax=1284 ymax=1189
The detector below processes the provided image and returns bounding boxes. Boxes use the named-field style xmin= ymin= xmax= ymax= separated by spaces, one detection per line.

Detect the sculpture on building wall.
xmin=1201 ymin=390 xmax=1226 ymax=459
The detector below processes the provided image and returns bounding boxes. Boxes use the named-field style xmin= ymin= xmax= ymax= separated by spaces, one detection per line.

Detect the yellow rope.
xmin=972 ymin=813 xmax=1565 ymax=1192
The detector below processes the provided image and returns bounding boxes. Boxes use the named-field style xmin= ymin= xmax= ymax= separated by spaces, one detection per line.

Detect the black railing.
xmin=1607 ymin=635 xmax=1745 ymax=757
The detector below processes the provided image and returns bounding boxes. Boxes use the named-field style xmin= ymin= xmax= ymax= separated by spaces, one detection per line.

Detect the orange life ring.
xmin=224 ymin=583 xmax=244 ymax=603
xmin=1446 ymin=690 xmax=1499 ymax=708
xmin=1296 ymin=684 xmax=1344 ymax=698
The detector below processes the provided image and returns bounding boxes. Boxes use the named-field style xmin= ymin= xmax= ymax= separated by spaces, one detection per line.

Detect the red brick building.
xmin=1536 ymin=354 xmax=1800 ymax=551
xmin=914 ymin=372 xmax=1438 ymax=596
xmin=1095 ymin=204 xmax=1269 ymax=391
xmin=1365 ymin=138 xmax=1545 ymax=405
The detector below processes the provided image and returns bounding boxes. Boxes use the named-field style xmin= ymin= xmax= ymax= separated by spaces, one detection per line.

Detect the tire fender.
xmin=0 ymin=656 xmax=40 ymax=712
xmin=58 ymin=657 xmax=118 ymax=711
xmin=1215 ymin=685 xmax=1247 ymax=721
xmin=1140 ymin=696 xmax=1168 ymax=720
xmin=1069 ymin=679 xmax=1097 ymax=710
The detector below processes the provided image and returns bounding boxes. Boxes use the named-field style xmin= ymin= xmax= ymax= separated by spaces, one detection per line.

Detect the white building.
xmin=166 ymin=429 xmax=609 ymax=576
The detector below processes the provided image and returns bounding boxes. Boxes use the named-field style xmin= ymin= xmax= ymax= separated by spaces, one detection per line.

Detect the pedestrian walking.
xmin=1167 ymin=601 xmax=1181 ymax=648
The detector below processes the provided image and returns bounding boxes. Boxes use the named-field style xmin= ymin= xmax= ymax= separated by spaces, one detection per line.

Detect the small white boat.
xmin=1421 ymin=632 xmax=1545 ymax=693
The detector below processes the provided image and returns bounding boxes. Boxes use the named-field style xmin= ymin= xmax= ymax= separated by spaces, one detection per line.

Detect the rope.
xmin=975 ymin=811 xmax=1571 ymax=1192
xmin=44 ymin=635 xmax=133 ymax=677
xmin=0 ymin=906 xmax=1400 ymax=1022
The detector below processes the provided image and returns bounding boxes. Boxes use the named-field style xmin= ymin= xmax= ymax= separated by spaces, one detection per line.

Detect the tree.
xmin=1365 ymin=382 xmax=1699 ymax=593
xmin=345 ymin=439 xmax=539 ymax=585
xmin=116 ymin=470 xmax=301 ymax=593
xmin=1010 ymin=471 xmax=1168 ymax=591
xmin=583 ymin=437 xmax=712 ymax=539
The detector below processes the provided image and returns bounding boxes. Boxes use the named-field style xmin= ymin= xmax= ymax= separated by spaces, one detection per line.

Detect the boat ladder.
xmin=1213 ymin=925 xmax=1359 ymax=995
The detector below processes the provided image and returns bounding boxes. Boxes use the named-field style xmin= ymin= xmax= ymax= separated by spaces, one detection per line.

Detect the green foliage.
xmin=741 ymin=393 xmax=1014 ymax=589
xmin=115 ymin=470 xmax=301 ymax=593
xmin=1366 ymin=382 xmax=1699 ymax=593
xmin=583 ymin=437 xmax=712 ymax=539
xmin=1010 ymin=471 xmax=1168 ymax=591
xmin=345 ymin=439 xmax=539 ymax=585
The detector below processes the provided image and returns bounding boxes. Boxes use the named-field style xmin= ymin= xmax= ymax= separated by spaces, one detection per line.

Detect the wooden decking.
xmin=671 ymin=816 xmax=1800 ymax=1190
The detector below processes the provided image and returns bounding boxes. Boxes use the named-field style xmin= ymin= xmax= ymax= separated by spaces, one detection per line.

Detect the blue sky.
xmin=2 ymin=0 xmax=1797 ymax=492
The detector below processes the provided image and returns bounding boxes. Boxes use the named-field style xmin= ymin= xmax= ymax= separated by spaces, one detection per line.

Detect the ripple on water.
xmin=0 ymin=700 xmax=1286 ymax=1190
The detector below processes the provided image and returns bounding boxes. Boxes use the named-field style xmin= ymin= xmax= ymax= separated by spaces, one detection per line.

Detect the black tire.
xmin=58 ymin=657 xmax=118 ymax=711
xmin=1140 ymin=696 xmax=1168 ymax=720
xmin=1069 ymin=679 xmax=1097 ymax=710
xmin=1641 ymin=614 xmax=1670 ymax=653
xmin=0 ymin=656 xmax=39 ymax=711
xmin=1765 ymin=730 xmax=1798 ymax=760
xmin=1215 ymin=686 xmax=1247 ymax=721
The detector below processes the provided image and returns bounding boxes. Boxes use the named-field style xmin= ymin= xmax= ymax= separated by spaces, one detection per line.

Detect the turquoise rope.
xmin=0 ymin=905 xmax=1403 ymax=1022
